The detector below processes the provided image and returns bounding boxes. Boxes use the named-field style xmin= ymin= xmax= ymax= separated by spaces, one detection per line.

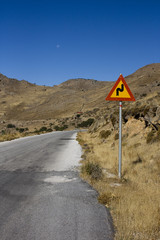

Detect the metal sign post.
xmin=119 ymin=101 xmax=122 ymax=178
xmin=105 ymin=74 xmax=135 ymax=179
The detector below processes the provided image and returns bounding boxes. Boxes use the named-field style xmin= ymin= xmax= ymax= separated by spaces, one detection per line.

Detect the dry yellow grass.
xmin=0 ymin=132 xmax=24 ymax=142
xmin=78 ymin=119 xmax=160 ymax=240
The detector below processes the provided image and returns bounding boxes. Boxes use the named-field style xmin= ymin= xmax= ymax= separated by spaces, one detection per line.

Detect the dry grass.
xmin=78 ymin=119 xmax=160 ymax=240
xmin=0 ymin=131 xmax=36 ymax=142
xmin=0 ymin=132 xmax=22 ymax=142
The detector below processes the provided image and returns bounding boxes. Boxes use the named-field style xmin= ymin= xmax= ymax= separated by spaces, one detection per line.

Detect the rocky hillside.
xmin=0 ymin=63 xmax=160 ymax=123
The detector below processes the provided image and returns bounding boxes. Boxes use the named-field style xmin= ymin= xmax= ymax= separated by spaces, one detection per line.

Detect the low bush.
xmin=157 ymin=127 xmax=160 ymax=141
xmin=39 ymin=126 xmax=48 ymax=132
xmin=46 ymin=128 xmax=53 ymax=132
xmin=54 ymin=126 xmax=60 ymax=131
xmin=16 ymin=127 xmax=29 ymax=133
xmin=7 ymin=124 xmax=15 ymax=128
xmin=34 ymin=126 xmax=53 ymax=134
xmin=78 ymin=118 xmax=94 ymax=128
xmin=123 ymin=105 xmax=151 ymax=121
xmin=1 ymin=130 xmax=6 ymax=135
xmin=81 ymin=162 xmax=103 ymax=180
xmin=114 ymin=133 xmax=119 ymax=140
xmin=146 ymin=129 xmax=160 ymax=143
xmin=54 ymin=125 xmax=68 ymax=131
xmin=110 ymin=115 xmax=117 ymax=127
xmin=19 ymin=128 xmax=25 ymax=133
xmin=99 ymin=130 xmax=111 ymax=139
xmin=98 ymin=192 xmax=117 ymax=205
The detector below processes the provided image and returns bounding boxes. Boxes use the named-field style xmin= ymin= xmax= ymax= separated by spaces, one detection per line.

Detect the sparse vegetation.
xmin=81 ymin=161 xmax=103 ymax=180
xmin=99 ymin=130 xmax=111 ymax=139
xmin=77 ymin=118 xmax=94 ymax=128
xmin=54 ymin=125 xmax=68 ymax=131
xmin=122 ymin=105 xmax=151 ymax=121
xmin=39 ymin=126 xmax=48 ymax=132
xmin=34 ymin=126 xmax=54 ymax=133
xmin=114 ymin=133 xmax=119 ymax=140
xmin=1 ymin=130 xmax=6 ymax=135
xmin=98 ymin=192 xmax=118 ymax=206
xmin=146 ymin=128 xmax=160 ymax=143
xmin=146 ymin=130 xmax=155 ymax=143
xmin=110 ymin=115 xmax=117 ymax=127
xmin=16 ymin=127 xmax=29 ymax=133
xmin=7 ymin=123 xmax=16 ymax=128
xmin=19 ymin=128 xmax=25 ymax=133
xmin=46 ymin=128 xmax=53 ymax=132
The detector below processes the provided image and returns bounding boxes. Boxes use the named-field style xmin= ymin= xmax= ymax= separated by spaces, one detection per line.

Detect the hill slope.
xmin=0 ymin=63 xmax=160 ymax=121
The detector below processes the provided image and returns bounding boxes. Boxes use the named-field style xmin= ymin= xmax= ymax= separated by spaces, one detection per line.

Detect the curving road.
xmin=0 ymin=131 xmax=114 ymax=240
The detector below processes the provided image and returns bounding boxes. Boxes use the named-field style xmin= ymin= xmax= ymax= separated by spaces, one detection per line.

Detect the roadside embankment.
xmin=77 ymin=116 xmax=160 ymax=240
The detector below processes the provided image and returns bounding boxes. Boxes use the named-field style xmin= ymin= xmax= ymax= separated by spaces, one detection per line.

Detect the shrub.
xmin=110 ymin=115 xmax=116 ymax=127
xmin=46 ymin=128 xmax=53 ymax=132
xmin=153 ymin=128 xmax=160 ymax=142
xmin=7 ymin=124 xmax=15 ymax=128
xmin=54 ymin=125 xmax=68 ymax=131
xmin=1 ymin=130 xmax=5 ymax=135
xmin=63 ymin=125 xmax=68 ymax=130
xmin=141 ymin=93 xmax=147 ymax=97
xmin=146 ymin=130 xmax=155 ymax=143
xmin=123 ymin=105 xmax=150 ymax=121
xmin=19 ymin=128 xmax=25 ymax=133
xmin=54 ymin=125 xmax=60 ymax=131
xmin=114 ymin=133 xmax=119 ymax=140
xmin=157 ymin=128 xmax=160 ymax=141
xmin=98 ymin=192 xmax=115 ymax=205
xmin=81 ymin=162 xmax=103 ymax=180
xmin=16 ymin=127 xmax=28 ymax=133
xmin=39 ymin=126 xmax=48 ymax=132
xmin=143 ymin=106 xmax=150 ymax=116
xmin=78 ymin=118 xmax=94 ymax=128
xmin=99 ymin=130 xmax=111 ymax=139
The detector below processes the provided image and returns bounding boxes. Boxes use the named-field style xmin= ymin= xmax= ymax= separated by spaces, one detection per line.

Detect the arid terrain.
xmin=0 ymin=63 xmax=160 ymax=239
xmin=0 ymin=63 xmax=160 ymax=136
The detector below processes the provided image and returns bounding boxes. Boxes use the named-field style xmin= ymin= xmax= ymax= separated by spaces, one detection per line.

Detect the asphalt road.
xmin=0 ymin=131 xmax=114 ymax=240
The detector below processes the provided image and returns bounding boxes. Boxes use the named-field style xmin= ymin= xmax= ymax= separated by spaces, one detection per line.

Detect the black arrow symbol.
xmin=116 ymin=84 xmax=124 ymax=96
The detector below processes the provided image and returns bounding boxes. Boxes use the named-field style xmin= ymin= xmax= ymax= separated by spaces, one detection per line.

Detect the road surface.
xmin=0 ymin=131 xmax=114 ymax=240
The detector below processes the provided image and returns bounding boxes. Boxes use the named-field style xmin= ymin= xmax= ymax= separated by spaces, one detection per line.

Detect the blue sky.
xmin=0 ymin=0 xmax=160 ymax=86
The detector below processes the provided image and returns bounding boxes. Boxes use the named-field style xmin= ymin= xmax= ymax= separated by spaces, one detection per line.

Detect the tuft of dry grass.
xmin=81 ymin=161 xmax=103 ymax=180
xmin=78 ymin=119 xmax=160 ymax=240
xmin=0 ymin=132 xmax=22 ymax=142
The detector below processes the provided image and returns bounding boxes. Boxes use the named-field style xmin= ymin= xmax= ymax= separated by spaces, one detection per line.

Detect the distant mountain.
xmin=0 ymin=63 xmax=160 ymax=121
xmin=59 ymin=78 xmax=107 ymax=90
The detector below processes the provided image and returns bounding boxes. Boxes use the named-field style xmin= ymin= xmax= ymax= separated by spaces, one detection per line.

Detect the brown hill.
xmin=59 ymin=78 xmax=107 ymax=90
xmin=0 ymin=63 xmax=160 ymax=122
